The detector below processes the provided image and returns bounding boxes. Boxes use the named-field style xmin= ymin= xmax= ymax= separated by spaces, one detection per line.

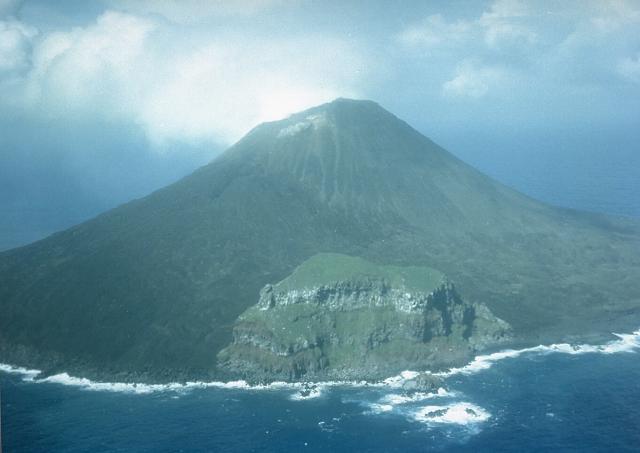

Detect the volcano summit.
xmin=1 ymin=98 xmax=639 ymax=382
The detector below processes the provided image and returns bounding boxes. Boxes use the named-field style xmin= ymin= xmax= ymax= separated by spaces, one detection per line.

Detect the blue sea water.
xmin=2 ymin=148 xmax=639 ymax=452
xmin=2 ymin=337 xmax=640 ymax=452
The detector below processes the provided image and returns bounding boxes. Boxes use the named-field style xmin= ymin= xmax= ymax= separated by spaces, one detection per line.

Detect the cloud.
xmin=136 ymin=37 xmax=364 ymax=145
xmin=0 ymin=10 xmax=368 ymax=148
xmin=107 ymin=0 xmax=286 ymax=24
xmin=549 ymin=0 xmax=640 ymax=85
xmin=397 ymin=0 xmax=537 ymax=54
xmin=479 ymin=0 xmax=537 ymax=50
xmin=398 ymin=0 xmax=640 ymax=99
xmin=0 ymin=18 xmax=36 ymax=75
xmin=618 ymin=53 xmax=640 ymax=82
xmin=397 ymin=14 xmax=472 ymax=49
xmin=442 ymin=60 xmax=504 ymax=98
xmin=589 ymin=0 xmax=640 ymax=32
xmin=0 ymin=0 xmax=22 ymax=17
xmin=2 ymin=0 xmax=638 ymax=149
xmin=24 ymin=11 xmax=155 ymax=112
xmin=396 ymin=1 xmax=536 ymax=99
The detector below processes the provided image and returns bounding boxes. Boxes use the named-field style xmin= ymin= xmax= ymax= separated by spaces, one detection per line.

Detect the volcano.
xmin=1 ymin=98 xmax=639 ymax=382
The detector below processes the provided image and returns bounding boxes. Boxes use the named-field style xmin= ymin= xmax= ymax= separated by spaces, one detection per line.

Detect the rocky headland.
xmin=218 ymin=253 xmax=512 ymax=382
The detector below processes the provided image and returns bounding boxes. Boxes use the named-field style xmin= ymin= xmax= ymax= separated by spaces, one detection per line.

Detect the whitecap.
xmin=379 ymin=387 xmax=453 ymax=405
xmin=289 ymin=384 xmax=324 ymax=401
xmin=379 ymin=371 xmax=420 ymax=388
xmin=40 ymin=373 xmax=185 ymax=394
xmin=437 ymin=328 xmax=640 ymax=378
xmin=317 ymin=420 xmax=338 ymax=432
xmin=367 ymin=403 xmax=394 ymax=414
xmin=412 ymin=402 xmax=491 ymax=426
xmin=2 ymin=327 xmax=639 ymax=395
xmin=0 ymin=363 xmax=41 ymax=380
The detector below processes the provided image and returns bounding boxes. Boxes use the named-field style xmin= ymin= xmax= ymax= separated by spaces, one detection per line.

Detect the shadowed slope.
xmin=1 ymin=98 xmax=639 ymax=381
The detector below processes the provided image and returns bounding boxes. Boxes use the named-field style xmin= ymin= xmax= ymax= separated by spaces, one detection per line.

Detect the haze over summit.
xmin=1 ymin=0 xmax=640 ymax=250
xmin=2 ymin=3 xmax=640 ymax=451
xmin=1 ymin=98 xmax=638 ymax=382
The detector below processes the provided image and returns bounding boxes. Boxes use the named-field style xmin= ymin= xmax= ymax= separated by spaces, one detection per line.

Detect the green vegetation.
xmin=0 ymin=98 xmax=639 ymax=382
xmin=275 ymin=253 xmax=444 ymax=293
xmin=218 ymin=255 xmax=510 ymax=381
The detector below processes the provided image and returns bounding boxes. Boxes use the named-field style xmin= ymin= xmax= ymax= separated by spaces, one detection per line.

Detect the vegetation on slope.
xmin=219 ymin=253 xmax=511 ymax=382
xmin=275 ymin=253 xmax=444 ymax=293
xmin=0 ymin=99 xmax=638 ymax=381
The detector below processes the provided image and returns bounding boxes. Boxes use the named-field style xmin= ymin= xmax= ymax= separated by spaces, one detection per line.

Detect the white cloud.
xmin=481 ymin=20 xmax=536 ymax=50
xmin=481 ymin=0 xmax=531 ymax=20
xmin=551 ymin=0 xmax=640 ymax=84
xmin=396 ymin=2 xmax=530 ymax=99
xmin=397 ymin=14 xmax=472 ymax=49
xmin=398 ymin=1 xmax=537 ymax=53
xmin=24 ymin=11 xmax=155 ymax=112
xmin=3 ymin=10 xmax=368 ymax=147
xmin=399 ymin=0 xmax=640 ymax=99
xmin=590 ymin=0 xmax=640 ymax=32
xmin=0 ymin=18 xmax=36 ymax=74
xmin=108 ymin=0 xmax=286 ymax=24
xmin=478 ymin=0 xmax=536 ymax=50
xmin=617 ymin=53 xmax=640 ymax=82
xmin=136 ymin=38 xmax=363 ymax=145
xmin=443 ymin=61 xmax=504 ymax=98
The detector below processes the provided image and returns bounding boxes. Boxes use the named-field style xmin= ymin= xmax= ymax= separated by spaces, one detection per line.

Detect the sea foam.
xmin=0 ymin=363 xmax=41 ymax=380
xmin=436 ymin=328 xmax=640 ymax=378
xmin=289 ymin=384 xmax=325 ymax=401
xmin=1 ymin=328 xmax=639 ymax=394
xmin=364 ymin=392 xmax=488 ymax=428
xmin=379 ymin=387 xmax=453 ymax=405
xmin=412 ymin=402 xmax=491 ymax=425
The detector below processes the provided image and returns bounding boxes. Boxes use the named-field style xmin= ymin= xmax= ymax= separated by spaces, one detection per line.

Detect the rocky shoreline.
xmin=2 ymin=327 xmax=637 ymax=387
xmin=3 ymin=251 xmax=635 ymax=386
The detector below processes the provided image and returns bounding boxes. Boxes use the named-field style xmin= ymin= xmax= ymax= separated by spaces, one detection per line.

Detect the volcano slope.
xmin=1 ymin=98 xmax=639 ymax=382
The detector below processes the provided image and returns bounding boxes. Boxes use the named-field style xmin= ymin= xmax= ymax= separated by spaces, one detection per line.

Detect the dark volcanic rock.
xmin=402 ymin=373 xmax=444 ymax=392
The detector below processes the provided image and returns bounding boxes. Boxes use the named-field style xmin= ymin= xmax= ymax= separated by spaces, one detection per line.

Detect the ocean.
xmin=2 ymin=332 xmax=640 ymax=452
xmin=2 ymin=147 xmax=639 ymax=452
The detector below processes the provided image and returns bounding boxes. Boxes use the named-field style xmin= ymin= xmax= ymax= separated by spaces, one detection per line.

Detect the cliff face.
xmin=217 ymin=254 xmax=511 ymax=382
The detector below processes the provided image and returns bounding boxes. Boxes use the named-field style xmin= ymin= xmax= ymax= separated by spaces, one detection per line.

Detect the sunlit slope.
xmin=1 ymin=98 xmax=639 ymax=381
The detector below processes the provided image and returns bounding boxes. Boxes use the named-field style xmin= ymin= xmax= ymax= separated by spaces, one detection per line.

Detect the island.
xmin=219 ymin=253 xmax=511 ymax=382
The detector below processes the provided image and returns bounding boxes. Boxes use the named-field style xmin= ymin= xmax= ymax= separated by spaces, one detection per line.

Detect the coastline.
xmin=2 ymin=327 xmax=638 ymax=395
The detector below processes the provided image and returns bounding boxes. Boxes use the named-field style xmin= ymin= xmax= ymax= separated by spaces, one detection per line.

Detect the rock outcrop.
xmin=217 ymin=253 xmax=511 ymax=382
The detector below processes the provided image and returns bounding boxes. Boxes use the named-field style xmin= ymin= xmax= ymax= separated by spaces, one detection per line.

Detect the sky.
xmin=1 ymin=0 xmax=639 ymax=249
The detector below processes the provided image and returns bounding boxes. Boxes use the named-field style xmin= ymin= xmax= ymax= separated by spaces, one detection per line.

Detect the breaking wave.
xmin=361 ymin=384 xmax=488 ymax=431
xmin=1 ymin=328 xmax=639 ymax=395
xmin=0 ymin=363 xmax=40 ymax=380
xmin=378 ymin=387 xmax=453 ymax=405
xmin=436 ymin=328 xmax=640 ymax=378
xmin=412 ymin=402 xmax=491 ymax=426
